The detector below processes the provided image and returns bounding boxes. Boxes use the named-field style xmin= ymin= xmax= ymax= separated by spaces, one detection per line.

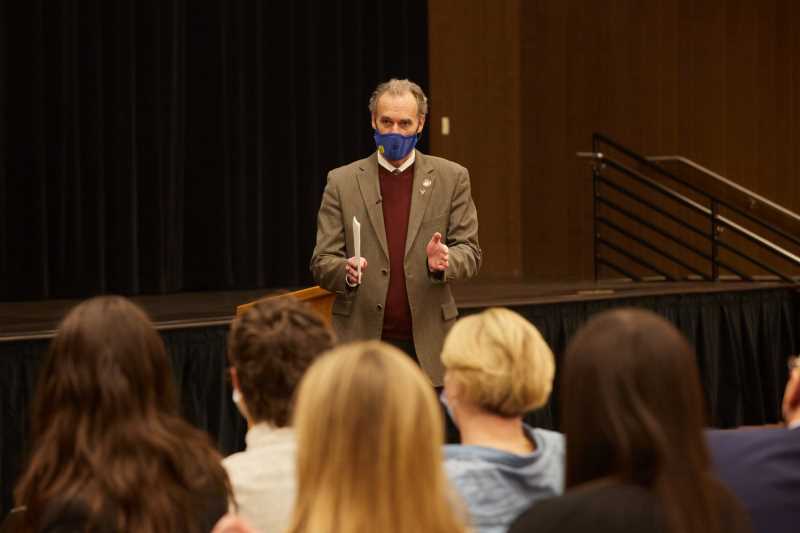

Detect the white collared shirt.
xmin=377 ymin=149 xmax=416 ymax=173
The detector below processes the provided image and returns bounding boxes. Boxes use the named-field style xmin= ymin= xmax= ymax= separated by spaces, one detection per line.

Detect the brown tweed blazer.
xmin=310 ymin=150 xmax=481 ymax=385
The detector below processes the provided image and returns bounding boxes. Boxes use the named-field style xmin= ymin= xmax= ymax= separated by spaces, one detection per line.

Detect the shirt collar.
xmin=245 ymin=422 xmax=294 ymax=448
xmin=377 ymin=149 xmax=415 ymax=173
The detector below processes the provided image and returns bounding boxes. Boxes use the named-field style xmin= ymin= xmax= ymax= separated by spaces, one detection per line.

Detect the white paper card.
xmin=353 ymin=216 xmax=362 ymax=284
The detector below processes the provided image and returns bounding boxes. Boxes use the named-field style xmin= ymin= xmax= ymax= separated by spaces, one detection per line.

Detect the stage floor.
xmin=0 ymin=279 xmax=791 ymax=341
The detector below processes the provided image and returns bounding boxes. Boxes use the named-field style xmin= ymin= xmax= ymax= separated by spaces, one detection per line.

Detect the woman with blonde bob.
xmin=287 ymin=340 xmax=467 ymax=533
xmin=441 ymin=307 xmax=565 ymax=533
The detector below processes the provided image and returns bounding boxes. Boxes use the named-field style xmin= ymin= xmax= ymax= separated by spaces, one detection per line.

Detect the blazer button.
xmin=377 ymin=304 xmax=383 ymax=311
xmin=381 ymin=268 xmax=389 ymax=276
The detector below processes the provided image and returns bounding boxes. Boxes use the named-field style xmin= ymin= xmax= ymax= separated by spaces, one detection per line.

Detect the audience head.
xmin=441 ymin=307 xmax=555 ymax=421
xmin=288 ymin=341 xmax=465 ymax=533
xmin=782 ymin=355 xmax=800 ymax=425
xmin=227 ymin=297 xmax=335 ymax=427
xmin=561 ymin=307 xmax=725 ymax=533
xmin=26 ymin=295 xmax=180 ymax=437
xmin=15 ymin=296 xmax=230 ymax=533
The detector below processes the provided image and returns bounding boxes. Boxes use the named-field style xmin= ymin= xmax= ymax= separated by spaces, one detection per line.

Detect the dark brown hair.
xmin=561 ymin=308 xmax=731 ymax=533
xmin=227 ymin=297 xmax=335 ymax=426
xmin=14 ymin=296 xmax=231 ymax=533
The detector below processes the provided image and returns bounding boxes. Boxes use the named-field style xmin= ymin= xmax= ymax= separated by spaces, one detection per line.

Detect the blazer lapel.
xmin=405 ymin=151 xmax=436 ymax=257
xmin=356 ymin=154 xmax=389 ymax=260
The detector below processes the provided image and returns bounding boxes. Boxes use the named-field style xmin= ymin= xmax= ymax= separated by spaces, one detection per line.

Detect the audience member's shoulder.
xmin=442 ymin=443 xmax=512 ymax=480
xmin=707 ymin=425 xmax=797 ymax=451
xmin=442 ymin=443 xmax=490 ymax=471
xmin=509 ymin=483 xmax=664 ymax=533
xmin=530 ymin=427 xmax=565 ymax=450
xmin=222 ymin=449 xmax=249 ymax=472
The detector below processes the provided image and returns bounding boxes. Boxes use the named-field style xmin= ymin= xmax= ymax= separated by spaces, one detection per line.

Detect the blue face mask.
xmin=374 ymin=130 xmax=418 ymax=162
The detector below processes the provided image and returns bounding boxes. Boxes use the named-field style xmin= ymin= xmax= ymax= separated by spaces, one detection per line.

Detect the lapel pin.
xmin=420 ymin=177 xmax=432 ymax=194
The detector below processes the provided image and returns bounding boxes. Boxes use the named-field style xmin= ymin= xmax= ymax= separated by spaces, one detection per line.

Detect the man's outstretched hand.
xmin=426 ymin=232 xmax=449 ymax=272
xmin=346 ymin=256 xmax=368 ymax=286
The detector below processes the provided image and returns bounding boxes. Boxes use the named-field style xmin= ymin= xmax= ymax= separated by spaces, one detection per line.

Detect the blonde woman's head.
xmin=288 ymin=341 xmax=465 ymax=533
xmin=442 ymin=307 xmax=555 ymax=417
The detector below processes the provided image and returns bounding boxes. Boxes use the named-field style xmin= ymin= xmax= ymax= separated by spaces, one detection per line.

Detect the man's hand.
xmin=346 ymin=256 xmax=368 ymax=286
xmin=426 ymin=232 xmax=449 ymax=272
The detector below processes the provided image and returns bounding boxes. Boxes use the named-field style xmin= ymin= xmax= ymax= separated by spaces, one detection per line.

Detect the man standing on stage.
xmin=310 ymin=78 xmax=481 ymax=386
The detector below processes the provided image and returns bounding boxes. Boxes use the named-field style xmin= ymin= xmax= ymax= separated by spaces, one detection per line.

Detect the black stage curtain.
xmin=511 ymin=288 xmax=799 ymax=430
xmin=2 ymin=287 xmax=798 ymax=513
xmin=0 ymin=0 xmax=429 ymax=301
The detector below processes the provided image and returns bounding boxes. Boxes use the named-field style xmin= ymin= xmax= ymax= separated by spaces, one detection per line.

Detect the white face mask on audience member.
xmin=230 ymin=368 xmax=253 ymax=425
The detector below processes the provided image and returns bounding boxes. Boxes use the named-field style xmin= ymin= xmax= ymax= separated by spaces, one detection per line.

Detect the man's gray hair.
xmin=368 ymin=78 xmax=429 ymax=117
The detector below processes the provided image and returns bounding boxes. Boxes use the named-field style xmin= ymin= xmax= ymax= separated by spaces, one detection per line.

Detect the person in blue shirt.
xmin=440 ymin=307 xmax=565 ymax=533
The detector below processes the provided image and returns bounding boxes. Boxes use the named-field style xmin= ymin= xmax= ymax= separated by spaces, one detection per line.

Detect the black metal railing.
xmin=578 ymin=133 xmax=800 ymax=283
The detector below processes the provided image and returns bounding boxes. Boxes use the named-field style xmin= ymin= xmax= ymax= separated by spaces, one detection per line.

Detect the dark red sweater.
xmin=378 ymin=164 xmax=414 ymax=340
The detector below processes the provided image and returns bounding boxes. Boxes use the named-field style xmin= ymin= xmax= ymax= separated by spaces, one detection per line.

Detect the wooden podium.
xmin=235 ymin=286 xmax=336 ymax=325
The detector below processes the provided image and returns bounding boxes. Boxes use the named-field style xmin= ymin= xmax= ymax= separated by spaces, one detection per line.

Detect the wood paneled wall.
xmin=428 ymin=0 xmax=523 ymax=279
xmin=429 ymin=0 xmax=800 ymax=281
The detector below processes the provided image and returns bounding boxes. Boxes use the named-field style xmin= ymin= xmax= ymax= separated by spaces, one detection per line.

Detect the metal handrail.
xmin=594 ymin=134 xmax=800 ymax=250
xmin=598 ymin=215 xmax=709 ymax=279
xmin=599 ymin=167 xmax=766 ymax=280
xmin=598 ymin=237 xmax=674 ymax=281
xmin=596 ymin=196 xmax=713 ymax=265
xmin=600 ymin=157 xmax=800 ymax=265
xmin=647 ymin=156 xmax=800 ymax=226
xmin=578 ymin=134 xmax=800 ymax=283
xmin=596 ymin=175 xmax=709 ymax=240
xmin=716 ymin=240 xmax=792 ymax=283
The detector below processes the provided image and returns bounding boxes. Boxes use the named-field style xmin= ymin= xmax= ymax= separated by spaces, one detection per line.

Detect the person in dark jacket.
xmin=707 ymin=355 xmax=800 ymax=533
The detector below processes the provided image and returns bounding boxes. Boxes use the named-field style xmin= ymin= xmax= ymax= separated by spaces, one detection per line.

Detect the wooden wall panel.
xmin=427 ymin=0 xmax=523 ymax=280
xmin=429 ymin=0 xmax=800 ymax=281
xmin=519 ymin=0 xmax=800 ymax=281
xmin=521 ymin=0 xmax=569 ymax=281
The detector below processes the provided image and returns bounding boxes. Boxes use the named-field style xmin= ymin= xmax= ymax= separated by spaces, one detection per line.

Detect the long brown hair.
xmin=14 ymin=296 xmax=231 ymax=533
xmin=287 ymin=341 xmax=466 ymax=533
xmin=560 ymin=308 xmax=733 ymax=533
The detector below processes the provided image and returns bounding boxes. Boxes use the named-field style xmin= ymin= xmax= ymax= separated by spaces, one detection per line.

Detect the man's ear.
xmin=782 ymin=368 xmax=800 ymax=424
xmin=371 ymin=113 xmax=377 ymax=131
xmin=417 ymin=114 xmax=426 ymax=134
xmin=230 ymin=367 xmax=241 ymax=391
xmin=443 ymin=372 xmax=461 ymax=402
